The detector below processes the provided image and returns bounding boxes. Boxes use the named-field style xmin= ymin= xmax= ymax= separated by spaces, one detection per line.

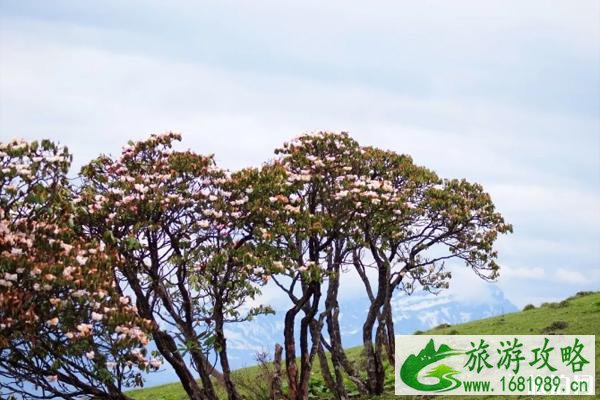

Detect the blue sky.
xmin=1 ymin=0 xmax=599 ymax=307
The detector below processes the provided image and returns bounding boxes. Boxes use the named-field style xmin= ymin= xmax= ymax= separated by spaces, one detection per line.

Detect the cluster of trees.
xmin=0 ymin=132 xmax=511 ymax=399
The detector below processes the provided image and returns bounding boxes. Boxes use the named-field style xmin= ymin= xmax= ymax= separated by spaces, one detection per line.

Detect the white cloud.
xmin=1 ymin=3 xmax=598 ymax=309
xmin=501 ymin=265 xmax=546 ymax=280
xmin=497 ymin=237 xmax=599 ymax=259
xmin=553 ymin=268 xmax=592 ymax=285
xmin=499 ymin=265 xmax=599 ymax=285
xmin=445 ymin=267 xmax=499 ymax=305
xmin=488 ymin=183 xmax=600 ymax=232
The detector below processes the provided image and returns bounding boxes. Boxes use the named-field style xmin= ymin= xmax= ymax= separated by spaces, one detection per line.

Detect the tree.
xmin=1 ymin=132 xmax=512 ymax=400
xmin=78 ymin=133 xmax=273 ymax=400
xmin=261 ymin=132 xmax=364 ymax=400
xmin=0 ymin=139 xmax=154 ymax=400
xmin=262 ymin=133 xmax=511 ymax=397
xmin=331 ymin=145 xmax=513 ymax=394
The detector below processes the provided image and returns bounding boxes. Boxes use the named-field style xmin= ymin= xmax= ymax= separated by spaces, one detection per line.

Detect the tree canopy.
xmin=0 ymin=139 xmax=154 ymax=400
xmin=0 ymin=132 xmax=511 ymax=400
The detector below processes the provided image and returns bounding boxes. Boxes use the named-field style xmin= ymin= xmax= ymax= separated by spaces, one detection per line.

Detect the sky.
xmin=1 ymin=0 xmax=599 ymax=308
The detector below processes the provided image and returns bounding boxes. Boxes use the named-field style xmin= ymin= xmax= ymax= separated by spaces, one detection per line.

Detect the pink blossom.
xmin=4 ymin=273 xmax=17 ymax=282
xmin=76 ymin=323 xmax=93 ymax=335
xmin=76 ymin=255 xmax=88 ymax=265
xmin=91 ymin=312 xmax=104 ymax=321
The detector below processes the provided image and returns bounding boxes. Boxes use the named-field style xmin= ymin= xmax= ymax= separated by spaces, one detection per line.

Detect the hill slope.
xmin=127 ymin=291 xmax=600 ymax=400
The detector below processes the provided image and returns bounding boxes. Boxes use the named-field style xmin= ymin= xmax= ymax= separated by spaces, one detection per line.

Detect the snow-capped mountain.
xmin=224 ymin=284 xmax=517 ymax=369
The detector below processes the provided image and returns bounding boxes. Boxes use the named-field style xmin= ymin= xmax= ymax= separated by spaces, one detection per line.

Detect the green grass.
xmin=128 ymin=290 xmax=600 ymax=399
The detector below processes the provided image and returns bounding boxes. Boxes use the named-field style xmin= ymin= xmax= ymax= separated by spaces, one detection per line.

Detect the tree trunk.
xmin=374 ymin=308 xmax=387 ymax=387
xmin=322 ymin=265 xmax=363 ymax=397
xmin=214 ymin=301 xmax=242 ymax=400
xmin=361 ymin=259 xmax=389 ymax=395
xmin=383 ymin=295 xmax=396 ymax=366
xmin=271 ymin=344 xmax=284 ymax=400
xmin=153 ymin=330 xmax=207 ymax=400
xmin=316 ymin=343 xmax=337 ymax=396
xmin=123 ymin=269 xmax=206 ymax=400
xmin=297 ymin=283 xmax=321 ymax=400
xmin=184 ymin=341 xmax=217 ymax=400
xmin=284 ymin=306 xmax=299 ymax=399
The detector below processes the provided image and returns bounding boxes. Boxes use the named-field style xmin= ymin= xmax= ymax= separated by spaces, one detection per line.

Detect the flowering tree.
xmin=0 ymin=139 xmax=154 ymax=400
xmin=261 ymin=132 xmax=364 ymax=400
xmin=78 ymin=133 xmax=273 ymax=400
xmin=335 ymin=146 xmax=513 ymax=394
xmin=0 ymin=132 xmax=511 ymax=400
xmin=261 ymin=133 xmax=511 ymax=398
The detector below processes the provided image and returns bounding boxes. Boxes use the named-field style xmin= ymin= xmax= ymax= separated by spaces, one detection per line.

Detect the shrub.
xmin=434 ymin=323 xmax=451 ymax=330
xmin=523 ymin=304 xmax=535 ymax=311
xmin=232 ymin=351 xmax=274 ymax=400
xmin=541 ymin=300 xmax=569 ymax=309
xmin=542 ymin=321 xmax=568 ymax=333
xmin=567 ymin=291 xmax=595 ymax=301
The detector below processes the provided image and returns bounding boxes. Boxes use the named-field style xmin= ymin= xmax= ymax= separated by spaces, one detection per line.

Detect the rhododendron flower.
xmin=134 ymin=184 xmax=149 ymax=193
xmin=335 ymin=190 xmax=349 ymax=199
xmin=76 ymin=323 xmax=93 ymax=335
xmin=4 ymin=273 xmax=17 ymax=282
xmin=75 ymin=255 xmax=88 ymax=265
xmin=284 ymin=205 xmax=300 ymax=213
xmin=91 ymin=312 xmax=103 ymax=321
xmin=72 ymin=289 xmax=88 ymax=298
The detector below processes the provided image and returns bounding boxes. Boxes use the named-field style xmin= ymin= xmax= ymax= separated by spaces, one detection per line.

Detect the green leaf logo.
xmin=400 ymin=339 xmax=463 ymax=392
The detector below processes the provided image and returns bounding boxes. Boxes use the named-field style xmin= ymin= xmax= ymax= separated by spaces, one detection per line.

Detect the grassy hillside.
xmin=127 ymin=291 xmax=600 ymax=400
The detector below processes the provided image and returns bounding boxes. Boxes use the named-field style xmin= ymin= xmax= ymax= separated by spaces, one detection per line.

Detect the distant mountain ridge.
xmin=225 ymin=285 xmax=517 ymax=369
